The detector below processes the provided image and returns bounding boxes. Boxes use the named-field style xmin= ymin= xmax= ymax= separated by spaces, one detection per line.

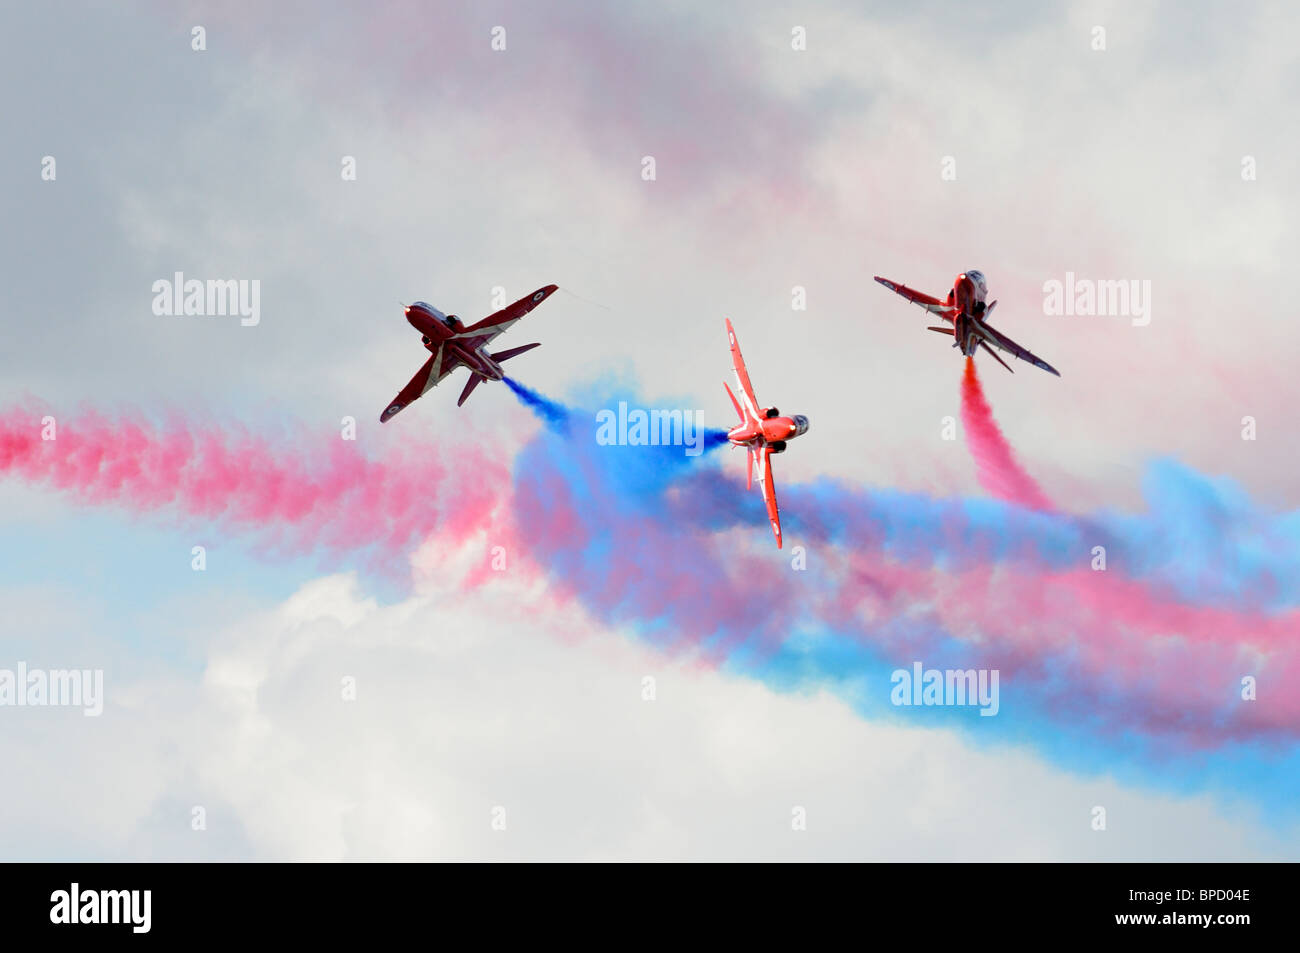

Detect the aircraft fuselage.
xmin=950 ymin=270 xmax=991 ymax=357
xmin=449 ymin=342 xmax=504 ymax=381
xmin=405 ymin=302 xmax=503 ymax=380
xmin=728 ymin=410 xmax=810 ymax=450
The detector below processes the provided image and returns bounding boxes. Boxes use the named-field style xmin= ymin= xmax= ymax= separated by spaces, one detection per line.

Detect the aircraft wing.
xmin=379 ymin=344 xmax=465 ymax=422
xmin=753 ymin=446 xmax=783 ymax=548
xmin=873 ymin=275 xmax=956 ymax=320
xmin=978 ymin=322 xmax=1061 ymax=377
xmin=725 ymin=318 xmax=761 ymax=422
xmin=451 ymin=284 xmax=558 ymax=353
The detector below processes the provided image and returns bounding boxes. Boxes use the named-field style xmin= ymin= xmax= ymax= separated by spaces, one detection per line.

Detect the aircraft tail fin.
xmin=491 ymin=342 xmax=541 ymax=363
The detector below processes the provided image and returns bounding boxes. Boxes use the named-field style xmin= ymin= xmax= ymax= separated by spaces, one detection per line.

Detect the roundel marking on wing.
xmin=533 ymin=290 xmax=545 ymax=301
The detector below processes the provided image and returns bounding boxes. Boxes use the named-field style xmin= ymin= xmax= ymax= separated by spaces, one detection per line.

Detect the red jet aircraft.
xmin=874 ymin=270 xmax=1060 ymax=376
xmin=380 ymin=284 xmax=557 ymax=422
xmin=722 ymin=318 xmax=810 ymax=549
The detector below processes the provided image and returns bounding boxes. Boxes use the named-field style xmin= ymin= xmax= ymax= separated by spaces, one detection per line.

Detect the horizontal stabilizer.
xmin=926 ymin=326 xmax=955 ymax=336
xmin=491 ymin=342 xmax=541 ymax=362
xmin=979 ymin=341 xmax=1014 ymax=374
xmin=724 ymin=380 xmax=745 ymax=425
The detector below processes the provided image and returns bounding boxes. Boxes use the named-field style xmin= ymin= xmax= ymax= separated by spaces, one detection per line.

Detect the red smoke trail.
xmin=504 ymin=394 xmax=1300 ymax=749
xmin=830 ymin=549 xmax=1300 ymax=742
xmin=960 ymin=357 xmax=1054 ymax=511
xmin=0 ymin=407 xmax=508 ymax=563
xmin=507 ymin=433 xmax=1300 ymax=746
xmin=6 ymin=399 xmax=1297 ymax=750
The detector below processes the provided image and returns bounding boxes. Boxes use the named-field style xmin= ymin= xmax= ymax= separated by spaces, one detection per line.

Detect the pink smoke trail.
xmin=501 ymin=395 xmax=1300 ymax=749
xmin=960 ymin=357 xmax=1054 ymax=511
xmin=0 ymin=406 xmax=509 ymax=564
xmin=5 ymin=398 xmax=1297 ymax=751
xmin=514 ymin=453 xmax=1299 ymax=746
xmin=830 ymin=549 xmax=1300 ymax=743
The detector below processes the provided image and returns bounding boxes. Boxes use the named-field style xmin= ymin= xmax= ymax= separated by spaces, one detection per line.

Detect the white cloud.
xmin=0 ymin=563 xmax=1290 ymax=860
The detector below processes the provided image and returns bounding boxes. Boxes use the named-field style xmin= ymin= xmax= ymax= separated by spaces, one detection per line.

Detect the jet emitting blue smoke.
xmin=497 ymin=380 xmax=1300 ymax=819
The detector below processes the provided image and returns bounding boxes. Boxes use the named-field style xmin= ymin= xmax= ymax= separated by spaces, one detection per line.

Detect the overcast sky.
xmin=1 ymin=1 xmax=1297 ymax=860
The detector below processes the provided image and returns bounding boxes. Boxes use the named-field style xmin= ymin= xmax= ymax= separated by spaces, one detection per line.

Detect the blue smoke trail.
xmin=496 ymin=379 xmax=1300 ymax=820
xmin=503 ymin=377 xmax=570 ymax=429
xmin=702 ymin=429 xmax=730 ymax=450
xmin=501 ymin=379 xmax=1300 ymax=612
xmin=504 ymin=375 xmax=731 ymax=455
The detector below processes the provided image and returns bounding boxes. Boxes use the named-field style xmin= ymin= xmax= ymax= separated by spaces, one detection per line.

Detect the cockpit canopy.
xmin=964 ymin=270 xmax=988 ymax=298
xmin=410 ymin=301 xmax=460 ymax=328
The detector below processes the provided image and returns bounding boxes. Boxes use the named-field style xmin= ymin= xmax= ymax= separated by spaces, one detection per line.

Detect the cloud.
xmin=1 ymin=567 xmax=1291 ymax=860
xmin=4 ymin=0 xmax=1299 ymax=861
